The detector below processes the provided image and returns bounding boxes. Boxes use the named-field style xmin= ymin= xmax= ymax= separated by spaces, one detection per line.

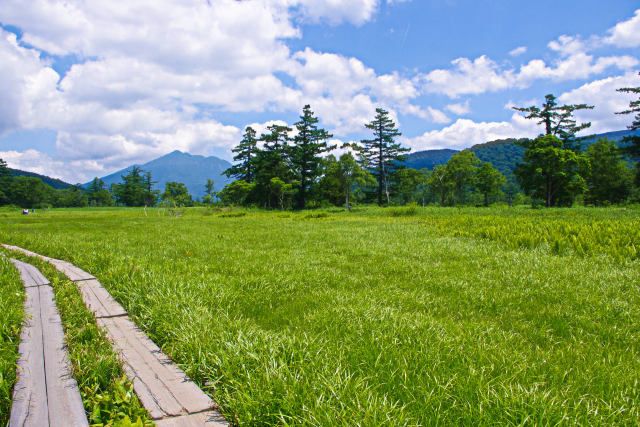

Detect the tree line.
xmin=1 ymin=74 xmax=638 ymax=210
xmin=219 ymin=73 xmax=640 ymax=209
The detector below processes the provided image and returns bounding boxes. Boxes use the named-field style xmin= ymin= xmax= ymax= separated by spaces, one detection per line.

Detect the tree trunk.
xmin=384 ymin=176 xmax=390 ymax=205
xmin=546 ymin=174 xmax=552 ymax=207
xmin=345 ymin=187 xmax=350 ymax=212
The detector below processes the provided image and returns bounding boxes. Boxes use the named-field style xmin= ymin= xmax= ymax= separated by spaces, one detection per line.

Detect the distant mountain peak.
xmin=89 ymin=150 xmax=232 ymax=199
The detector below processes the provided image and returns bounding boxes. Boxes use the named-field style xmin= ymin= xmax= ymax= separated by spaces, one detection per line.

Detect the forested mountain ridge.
xmin=404 ymin=129 xmax=640 ymax=183
xmin=9 ymin=168 xmax=74 ymax=189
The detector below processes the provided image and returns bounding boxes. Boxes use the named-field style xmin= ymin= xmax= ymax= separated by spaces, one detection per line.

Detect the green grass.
xmin=1 ymin=206 xmax=639 ymax=424
xmin=0 ymin=254 xmax=24 ymax=426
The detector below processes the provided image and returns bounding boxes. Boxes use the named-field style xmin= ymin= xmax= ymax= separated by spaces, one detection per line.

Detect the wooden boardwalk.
xmin=4 ymin=245 xmax=227 ymax=426
xmin=9 ymin=259 xmax=88 ymax=427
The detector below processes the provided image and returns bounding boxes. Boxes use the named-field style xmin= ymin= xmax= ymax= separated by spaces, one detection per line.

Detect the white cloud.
xmin=509 ymin=46 xmax=527 ymax=57
xmin=446 ymin=100 xmax=471 ymax=115
xmin=0 ymin=149 xmax=82 ymax=183
xmin=0 ymin=31 xmax=61 ymax=136
xmin=516 ymin=53 xmax=638 ymax=86
xmin=421 ymin=46 xmax=638 ymax=98
xmin=605 ymin=9 xmax=640 ymax=48
xmin=558 ymin=71 xmax=640 ymax=134
xmin=293 ymin=0 xmax=380 ymax=25
xmin=421 ymin=56 xmax=516 ymax=98
xmin=401 ymin=113 xmax=539 ymax=151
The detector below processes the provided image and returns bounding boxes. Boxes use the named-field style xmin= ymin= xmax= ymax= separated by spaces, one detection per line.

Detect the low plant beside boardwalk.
xmin=0 ymin=255 xmax=24 ymax=426
xmin=1 ymin=206 xmax=639 ymax=424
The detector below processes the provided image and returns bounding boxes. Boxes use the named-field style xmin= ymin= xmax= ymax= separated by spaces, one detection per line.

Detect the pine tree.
xmin=616 ymin=72 xmax=640 ymax=184
xmin=358 ymin=108 xmax=409 ymax=205
xmin=290 ymin=105 xmax=335 ymax=209
xmin=142 ymin=171 xmax=159 ymax=206
xmin=513 ymin=94 xmax=594 ymax=148
xmin=252 ymin=124 xmax=293 ymax=208
xmin=224 ymin=127 xmax=259 ymax=183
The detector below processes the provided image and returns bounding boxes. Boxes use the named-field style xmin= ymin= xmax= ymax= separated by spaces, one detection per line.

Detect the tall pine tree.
xmin=290 ymin=105 xmax=335 ymax=209
xmin=616 ymin=72 xmax=640 ymax=184
xmin=253 ymin=124 xmax=293 ymax=208
xmin=224 ymin=126 xmax=259 ymax=183
xmin=513 ymin=94 xmax=594 ymax=148
xmin=357 ymin=108 xmax=409 ymax=205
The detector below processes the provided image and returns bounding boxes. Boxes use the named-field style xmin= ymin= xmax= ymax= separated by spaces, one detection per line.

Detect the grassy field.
xmin=0 ymin=206 xmax=639 ymax=425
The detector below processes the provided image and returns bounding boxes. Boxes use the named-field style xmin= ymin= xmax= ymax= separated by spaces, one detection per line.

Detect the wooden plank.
xmin=97 ymin=317 xmax=184 ymax=419
xmin=10 ymin=259 xmax=41 ymax=288
xmin=78 ymin=280 xmax=127 ymax=318
xmin=155 ymin=411 xmax=228 ymax=427
xmin=107 ymin=316 xmax=214 ymax=413
xmin=48 ymin=260 xmax=94 ymax=282
xmin=38 ymin=285 xmax=88 ymax=427
xmin=10 ymin=259 xmax=50 ymax=287
xmin=10 ymin=286 xmax=48 ymax=427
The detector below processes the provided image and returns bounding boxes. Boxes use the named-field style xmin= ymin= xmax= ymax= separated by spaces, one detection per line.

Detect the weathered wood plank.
xmin=10 ymin=259 xmax=50 ymax=287
xmin=48 ymin=260 xmax=94 ymax=282
xmin=39 ymin=285 xmax=88 ymax=426
xmin=155 ymin=411 xmax=228 ymax=427
xmin=10 ymin=259 xmax=41 ymax=288
xmin=124 ymin=317 xmax=211 ymax=413
xmin=112 ymin=318 xmax=214 ymax=414
xmin=98 ymin=317 xmax=184 ymax=419
xmin=78 ymin=279 xmax=127 ymax=318
xmin=10 ymin=286 xmax=48 ymax=427
xmin=2 ymin=244 xmax=49 ymax=261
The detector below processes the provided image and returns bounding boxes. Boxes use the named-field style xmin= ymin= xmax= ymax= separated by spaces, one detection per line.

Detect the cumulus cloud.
xmin=421 ymin=56 xmax=516 ymax=98
xmin=293 ymin=0 xmax=380 ymax=25
xmin=605 ymin=9 xmax=640 ymax=48
xmin=0 ymin=149 xmax=81 ymax=183
xmin=401 ymin=114 xmax=539 ymax=151
xmin=558 ymin=71 xmax=640 ymax=134
xmin=420 ymin=26 xmax=639 ymax=98
xmin=0 ymin=31 xmax=61 ymax=136
xmin=446 ymin=100 xmax=471 ymax=115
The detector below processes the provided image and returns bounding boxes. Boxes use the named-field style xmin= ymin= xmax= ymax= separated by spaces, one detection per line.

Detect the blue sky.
xmin=0 ymin=0 xmax=639 ymax=182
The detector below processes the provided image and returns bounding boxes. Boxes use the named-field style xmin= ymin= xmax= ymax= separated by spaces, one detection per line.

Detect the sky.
xmin=0 ymin=0 xmax=639 ymax=183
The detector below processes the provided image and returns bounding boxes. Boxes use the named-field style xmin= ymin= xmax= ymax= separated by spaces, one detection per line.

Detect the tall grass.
xmin=0 ymin=253 xmax=24 ymax=426
xmin=0 ymin=206 xmax=639 ymax=424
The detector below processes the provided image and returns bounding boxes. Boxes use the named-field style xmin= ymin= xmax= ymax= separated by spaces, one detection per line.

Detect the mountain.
xmin=92 ymin=150 xmax=232 ymax=199
xmin=10 ymin=168 xmax=75 ymax=189
xmin=404 ymin=129 xmax=640 ymax=183
xmin=404 ymin=149 xmax=457 ymax=170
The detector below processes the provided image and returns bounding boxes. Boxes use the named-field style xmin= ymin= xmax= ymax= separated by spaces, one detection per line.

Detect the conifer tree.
xmin=357 ymin=108 xmax=409 ymax=205
xmin=513 ymin=94 xmax=594 ymax=147
xmin=142 ymin=171 xmax=159 ymax=206
xmin=290 ymin=105 xmax=335 ymax=209
xmin=616 ymin=72 xmax=640 ymax=184
xmin=253 ymin=124 xmax=293 ymax=208
xmin=224 ymin=126 xmax=259 ymax=183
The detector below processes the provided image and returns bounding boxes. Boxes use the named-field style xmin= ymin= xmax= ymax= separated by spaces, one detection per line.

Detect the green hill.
xmin=404 ymin=129 xmax=640 ymax=183
xmin=9 ymin=169 xmax=74 ymax=189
